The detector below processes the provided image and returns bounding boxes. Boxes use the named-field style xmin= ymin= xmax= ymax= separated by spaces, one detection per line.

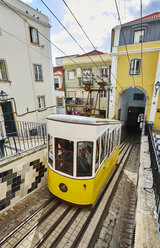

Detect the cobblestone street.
xmin=95 ymin=138 xmax=140 ymax=248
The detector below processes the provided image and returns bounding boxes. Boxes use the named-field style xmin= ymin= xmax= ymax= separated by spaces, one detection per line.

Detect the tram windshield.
xmin=55 ymin=138 xmax=74 ymax=175
xmin=77 ymin=141 xmax=93 ymax=176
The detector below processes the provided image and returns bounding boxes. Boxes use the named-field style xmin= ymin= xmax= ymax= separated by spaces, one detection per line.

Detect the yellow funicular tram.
xmin=47 ymin=115 xmax=122 ymax=207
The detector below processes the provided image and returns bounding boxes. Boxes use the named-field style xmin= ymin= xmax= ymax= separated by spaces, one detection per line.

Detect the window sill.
xmin=35 ymin=80 xmax=44 ymax=82
xmin=30 ymin=42 xmax=40 ymax=47
xmin=37 ymin=107 xmax=47 ymax=111
xmin=129 ymin=74 xmax=140 ymax=76
xmin=0 ymin=80 xmax=12 ymax=83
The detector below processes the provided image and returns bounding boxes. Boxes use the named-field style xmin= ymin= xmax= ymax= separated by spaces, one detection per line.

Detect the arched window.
xmin=129 ymin=59 xmax=141 ymax=75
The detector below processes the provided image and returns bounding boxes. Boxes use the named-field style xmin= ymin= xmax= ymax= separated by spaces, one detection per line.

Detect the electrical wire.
xmin=115 ymin=0 xmax=136 ymax=88
xmin=140 ymin=0 xmax=144 ymax=90
xmin=2 ymin=0 xmax=125 ymax=106
xmin=61 ymin=0 xmax=123 ymax=91
xmin=1 ymin=0 xmax=83 ymax=69
xmin=41 ymin=0 xmax=102 ymax=70
xmin=2 ymin=0 xmax=123 ymax=92
xmin=1 ymin=28 xmax=54 ymax=64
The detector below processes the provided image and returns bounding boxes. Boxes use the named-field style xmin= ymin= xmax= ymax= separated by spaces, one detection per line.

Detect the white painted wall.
xmin=0 ymin=0 xmax=56 ymax=123
xmin=55 ymin=91 xmax=66 ymax=114
xmin=149 ymin=52 xmax=160 ymax=122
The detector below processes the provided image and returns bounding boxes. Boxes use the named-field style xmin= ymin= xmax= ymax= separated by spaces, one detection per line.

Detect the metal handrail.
xmin=0 ymin=120 xmax=47 ymax=160
xmin=146 ymin=122 xmax=160 ymax=230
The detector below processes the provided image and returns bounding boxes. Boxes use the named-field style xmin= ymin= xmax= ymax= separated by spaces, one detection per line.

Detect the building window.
xmin=101 ymin=67 xmax=108 ymax=77
xmin=54 ymin=78 xmax=59 ymax=89
xmin=0 ymin=60 xmax=8 ymax=81
xmin=34 ymin=64 xmax=43 ymax=81
xmin=29 ymin=27 xmax=39 ymax=44
xmin=129 ymin=59 xmax=141 ymax=75
xmin=55 ymin=138 xmax=74 ymax=176
xmin=77 ymin=141 xmax=93 ymax=177
xmin=133 ymin=93 xmax=145 ymax=101
xmin=57 ymin=97 xmax=64 ymax=108
xmin=68 ymin=70 xmax=75 ymax=80
xmin=134 ymin=30 xmax=145 ymax=44
xmin=100 ymin=91 xmax=107 ymax=97
xmin=82 ymin=69 xmax=91 ymax=82
xmin=38 ymin=96 xmax=46 ymax=109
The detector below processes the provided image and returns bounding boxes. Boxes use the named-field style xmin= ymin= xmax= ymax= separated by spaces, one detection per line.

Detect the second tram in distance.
xmin=47 ymin=115 xmax=122 ymax=207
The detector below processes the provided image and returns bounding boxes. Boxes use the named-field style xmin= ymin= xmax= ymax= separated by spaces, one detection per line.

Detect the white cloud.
xmin=51 ymin=0 xmax=119 ymax=63
xmin=21 ymin=0 xmax=33 ymax=3
xmin=51 ymin=0 xmax=155 ymax=64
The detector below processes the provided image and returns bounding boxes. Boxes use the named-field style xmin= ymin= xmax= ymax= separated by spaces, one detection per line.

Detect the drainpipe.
xmin=107 ymin=66 xmax=111 ymax=119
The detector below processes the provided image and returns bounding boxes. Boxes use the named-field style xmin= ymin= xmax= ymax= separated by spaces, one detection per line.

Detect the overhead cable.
xmin=115 ymin=0 xmax=136 ymax=88
xmin=61 ymin=0 xmax=123 ymax=91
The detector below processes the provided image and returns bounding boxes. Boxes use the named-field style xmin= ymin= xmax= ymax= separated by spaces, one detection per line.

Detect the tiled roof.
xmin=125 ymin=12 xmax=160 ymax=24
xmin=53 ymin=66 xmax=63 ymax=74
xmin=78 ymin=49 xmax=104 ymax=57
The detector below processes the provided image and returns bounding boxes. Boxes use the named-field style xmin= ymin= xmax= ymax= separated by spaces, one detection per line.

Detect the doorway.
xmin=118 ymin=88 xmax=146 ymax=132
xmin=1 ymin=101 xmax=17 ymax=136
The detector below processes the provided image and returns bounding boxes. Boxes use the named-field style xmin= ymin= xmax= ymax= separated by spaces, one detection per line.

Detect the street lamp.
xmin=0 ymin=90 xmax=8 ymax=101
xmin=155 ymin=81 xmax=160 ymax=97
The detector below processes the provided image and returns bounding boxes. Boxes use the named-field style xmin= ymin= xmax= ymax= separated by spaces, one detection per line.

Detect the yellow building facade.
xmin=111 ymin=13 xmax=160 ymax=130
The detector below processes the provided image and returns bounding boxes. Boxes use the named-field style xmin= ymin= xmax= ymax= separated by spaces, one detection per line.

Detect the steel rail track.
xmin=70 ymin=137 xmax=135 ymax=248
xmin=0 ymin=135 xmax=133 ymax=248
xmin=13 ymin=201 xmax=61 ymax=248
xmin=0 ymin=198 xmax=53 ymax=246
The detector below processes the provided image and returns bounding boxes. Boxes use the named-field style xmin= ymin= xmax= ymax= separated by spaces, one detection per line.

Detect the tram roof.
xmin=47 ymin=114 xmax=121 ymax=125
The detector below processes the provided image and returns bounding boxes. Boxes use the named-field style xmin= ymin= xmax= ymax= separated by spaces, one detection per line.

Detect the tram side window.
xmin=77 ymin=141 xmax=93 ymax=176
xmin=108 ymin=133 xmax=112 ymax=158
xmin=100 ymin=132 xmax=106 ymax=164
xmin=117 ymin=128 xmax=120 ymax=147
xmin=55 ymin=138 xmax=74 ymax=175
xmin=119 ymin=128 xmax=121 ymax=144
xmin=48 ymin=134 xmax=53 ymax=166
xmin=95 ymin=138 xmax=100 ymax=172
xmin=105 ymin=129 xmax=109 ymax=157
xmin=111 ymin=130 xmax=115 ymax=152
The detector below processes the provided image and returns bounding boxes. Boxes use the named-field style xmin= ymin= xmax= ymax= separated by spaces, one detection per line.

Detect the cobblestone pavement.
xmin=0 ymin=185 xmax=51 ymax=241
xmin=95 ymin=138 xmax=140 ymax=248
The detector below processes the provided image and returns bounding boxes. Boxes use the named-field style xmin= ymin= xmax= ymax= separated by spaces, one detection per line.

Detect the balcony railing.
xmin=0 ymin=121 xmax=47 ymax=160
xmin=65 ymin=97 xmax=94 ymax=106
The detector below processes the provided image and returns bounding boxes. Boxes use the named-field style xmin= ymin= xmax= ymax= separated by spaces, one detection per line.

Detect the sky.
xmin=22 ymin=0 xmax=160 ymax=65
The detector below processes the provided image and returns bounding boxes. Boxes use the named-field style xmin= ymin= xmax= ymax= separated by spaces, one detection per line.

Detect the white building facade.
xmin=0 ymin=0 xmax=56 ymax=131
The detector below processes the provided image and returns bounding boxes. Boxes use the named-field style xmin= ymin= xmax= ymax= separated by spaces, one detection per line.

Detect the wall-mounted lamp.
xmin=155 ymin=81 xmax=160 ymax=97
xmin=0 ymin=90 xmax=8 ymax=101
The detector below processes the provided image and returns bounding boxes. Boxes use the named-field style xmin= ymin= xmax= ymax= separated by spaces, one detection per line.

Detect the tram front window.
xmin=77 ymin=141 xmax=93 ymax=177
xmin=55 ymin=138 xmax=74 ymax=175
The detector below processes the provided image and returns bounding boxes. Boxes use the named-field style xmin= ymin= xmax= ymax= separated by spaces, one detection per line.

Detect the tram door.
xmin=127 ymin=106 xmax=144 ymax=132
xmin=1 ymin=101 xmax=17 ymax=136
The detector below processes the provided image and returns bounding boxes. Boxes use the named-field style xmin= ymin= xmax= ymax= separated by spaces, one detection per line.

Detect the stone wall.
xmin=0 ymin=146 xmax=47 ymax=212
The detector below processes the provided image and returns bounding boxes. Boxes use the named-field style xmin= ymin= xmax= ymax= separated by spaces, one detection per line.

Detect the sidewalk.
xmin=134 ymin=133 xmax=159 ymax=248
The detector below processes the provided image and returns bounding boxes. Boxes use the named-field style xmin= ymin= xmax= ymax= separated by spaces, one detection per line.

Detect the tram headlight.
xmin=59 ymin=183 xmax=68 ymax=192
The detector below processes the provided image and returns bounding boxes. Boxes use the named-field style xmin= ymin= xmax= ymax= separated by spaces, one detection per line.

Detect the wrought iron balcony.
xmin=65 ymin=97 xmax=94 ymax=107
